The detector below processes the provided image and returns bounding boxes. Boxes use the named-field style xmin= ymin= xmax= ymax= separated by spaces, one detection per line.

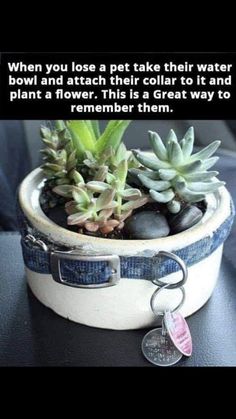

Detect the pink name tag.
xmin=164 ymin=311 xmax=192 ymax=357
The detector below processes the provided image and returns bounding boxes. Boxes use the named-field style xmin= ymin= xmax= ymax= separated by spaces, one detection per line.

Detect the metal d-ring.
xmin=25 ymin=234 xmax=48 ymax=252
xmin=152 ymin=251 xmax=188 ymax=290
xmin=150 ymin=283 xmax=186 ymax=316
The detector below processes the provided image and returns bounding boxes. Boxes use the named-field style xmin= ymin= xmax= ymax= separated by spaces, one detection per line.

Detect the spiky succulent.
xmin=131 ymin=127 xmax=224 ymax=213
xmin=66 ymin=120 xmax=131 ymax=163
xmin=40 ymin=120 xmax=132 ymax=184
xmin=40 ymin=120 xmax=79 ymax=186
xmin=83 ymin=142 xmax=139 ymax=182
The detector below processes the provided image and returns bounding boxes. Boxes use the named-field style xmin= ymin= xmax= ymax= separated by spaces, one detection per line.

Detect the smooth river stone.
xmin=124 ymin=210 xmax=170 ymax=239
xmin=168 ymin=205 xmax=203 ymax=234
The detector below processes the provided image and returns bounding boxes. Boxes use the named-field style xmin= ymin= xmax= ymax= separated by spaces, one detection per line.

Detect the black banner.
xmin=0 ymin=52 xmax=235 ymax=119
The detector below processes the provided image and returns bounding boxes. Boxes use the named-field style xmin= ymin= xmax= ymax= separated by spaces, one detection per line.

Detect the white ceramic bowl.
xmin=19 ymin=168 xmax=232 ymax=330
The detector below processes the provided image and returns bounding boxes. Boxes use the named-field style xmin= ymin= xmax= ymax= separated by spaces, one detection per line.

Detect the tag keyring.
xmin=153 ymin=251 xmax=188 ymax=289
xmin=150 ymin=283 xmax=186 ymax=316
xmin=142 ymin=252 xmax=191 ymax=367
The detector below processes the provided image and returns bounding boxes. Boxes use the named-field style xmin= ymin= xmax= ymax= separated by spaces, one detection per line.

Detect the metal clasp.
xmin=50 ymin=250 xmax=120 ymax=289
xmin=25 ymin=234 xmax=48 ymax=252
xmin=153 ymin=251 xmax=188 ymax=289
xmin=150 ymin=250 xmax=188 ymax=317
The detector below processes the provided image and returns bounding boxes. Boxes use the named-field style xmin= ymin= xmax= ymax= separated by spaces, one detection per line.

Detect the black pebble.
xmin=124 ymin=210 xmax=170 ymax=239
xmin=168 ymin=205 xmax=203 ymax=234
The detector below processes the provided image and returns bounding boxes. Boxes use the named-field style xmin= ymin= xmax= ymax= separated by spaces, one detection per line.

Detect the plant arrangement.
xmin=40 ymin=120 xmax=224 ymax=239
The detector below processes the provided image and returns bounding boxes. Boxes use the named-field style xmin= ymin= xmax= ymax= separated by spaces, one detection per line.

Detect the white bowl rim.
xmin=19 ymin=167 xmax=232 ymax=256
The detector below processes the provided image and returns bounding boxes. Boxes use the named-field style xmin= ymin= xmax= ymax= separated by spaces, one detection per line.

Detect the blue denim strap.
xmin=19 ymin=200 xmax=235 ymax=286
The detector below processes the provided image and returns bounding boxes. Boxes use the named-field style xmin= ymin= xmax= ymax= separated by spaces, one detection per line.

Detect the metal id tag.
xmin=141 ymin=251 xmax=191 ymax=366
xmin=142 ymin=326 xmax=183 ymax=367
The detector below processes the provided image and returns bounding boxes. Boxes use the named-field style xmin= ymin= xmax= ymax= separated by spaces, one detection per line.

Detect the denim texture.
xmin=19 ymin=201 xmax=235 ymax=285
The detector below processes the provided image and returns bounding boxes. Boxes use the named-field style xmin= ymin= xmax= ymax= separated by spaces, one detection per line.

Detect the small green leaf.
xmin=53 ymin=184 xmax=73 ymax=198
xmin=167 ymin=200 xmax=181 ymax=214
xmin=187 ymin=180 xmax=225 ymax=192
xmin=132 ymin=150 xmax=170 ymax=170
xmin=99 ymin=208 xmax=115 ymax=221
xmin=96 ymin=189 xmax=116 ymax=211
xmin=55 ymin=177 xmax=71 ymax=185
xmin=114 ymin=159 xmax=128 ymax=186
xmin=127 ymin=153 xmax=140 ymax=169
xmin=115 ymin=143 xmax=129 ymax=165
xmin=54 ymin=170 xmax=68 ymax=178
xmin=138 ymin=174 xmax=171 ymax=191
xmin=84 ymin=120 xmax=98 ymax=143
xmin=148 ymin=131 xmax=167 ymax=161
xmin=184 ymin=171 xmax=219 ymax=181
xmin=86 ymin=181 xmax=111 ymax=192
xmin=168 ymin=142 xmax=183 ymax=166
xmin=67 ymin=150 xmax=77 ymax=171
xmin=42 ymin=168 xmax=55 ymax=177
xmin=129 ymin=168 xmax=159 ymax=180
xmin=201 ymin=156 xmax=219 ymax=170
xmin=100 ymin=146 xmax=113 ymax=161
xmin=150 ymin=189 xmax=175 ymax=203
xmin=115 ymin=209 xmax=133 ymax=222
xmin=40 ymin=126 xmax=52 ymax=140
xmin=180 ymin=127 xmax=194 ymax=158
xmin=67 ymin=212 xmax=91 ymax=225
xmin=90 ymin=120 xmax=101 ymax=139
xmin=96 ymin=120 xmax=131 ymax=154
xmin=72 ymin=186 xmax=91 ymax=205
xmin=55 ymin=120 xmax=66 ymax=131
xmin=56 ymin=149 xmax=67 ymax=165
xmin=121 ymin=196 xmax=149 ymax=211
xmin=190 ymin=141 xmax=221 ymax=162
xmin=41 ymin=138 xmax=57 ymax=150
xmin=105 ymin=201 xmax=118 ymax=209
xmin=66 ymin=121 xmax=96 ymax=158
xmin=83 ymin=159 xmax=96 ymax=168
xmin=106 ymin=172 xmax=116 ymax=184
xmin=175 ymin=181 xmax=205 ymax=202
xmin=94 ymin=166 xmax=108 ymax=182
xmin=40 ymin=148 xmax=58 ymax=159
xmin=120 ymin=188 xmax=142 ymax=200
xmin=70 ymin=170 xmax=84 ymax=184
xmin=84 ymin=150 xmax=95 ymax=160
xmin=179 ymin=160 xmax=202 ymax=174
xmin=166 ymin=129 xmax=178 ymax=144
xmin=51 ymin=130 xmax=59 ymax=143
xmin=158 ymin=169 xmax=177 ymax=181
xmin=43 ymin=163 xmax=64 ymax=172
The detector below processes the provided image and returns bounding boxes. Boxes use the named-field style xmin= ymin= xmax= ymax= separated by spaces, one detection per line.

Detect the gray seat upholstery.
xmin=0 ymin=121 xmax=31 ymax=230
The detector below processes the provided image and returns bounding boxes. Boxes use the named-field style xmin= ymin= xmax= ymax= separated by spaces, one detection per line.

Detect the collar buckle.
xmin=50 ymin=250 xmax=120 ymax=289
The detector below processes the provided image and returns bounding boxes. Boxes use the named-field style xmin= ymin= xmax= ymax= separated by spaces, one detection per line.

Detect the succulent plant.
xmin=65 ymin=187 xmax=119 ymax=235
xmin=41 ymin=120 xmax=132 ymax=183
xmin=53 ymin=158 xmax=148 ymax=234
xmin=66 ymin=120 xmax=131 ymax=162
xmin=40 ymin=120 xmax=82 ymax=186
xmin=41 ymin=120 xmax=147 ymax=234
xmin=131 ymin=127 xmax=225 ymax=213
xmin=104 ymin=158 xmax=149 ymax=228
xmin=83 ymin=141 xmax=140 ymax=182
